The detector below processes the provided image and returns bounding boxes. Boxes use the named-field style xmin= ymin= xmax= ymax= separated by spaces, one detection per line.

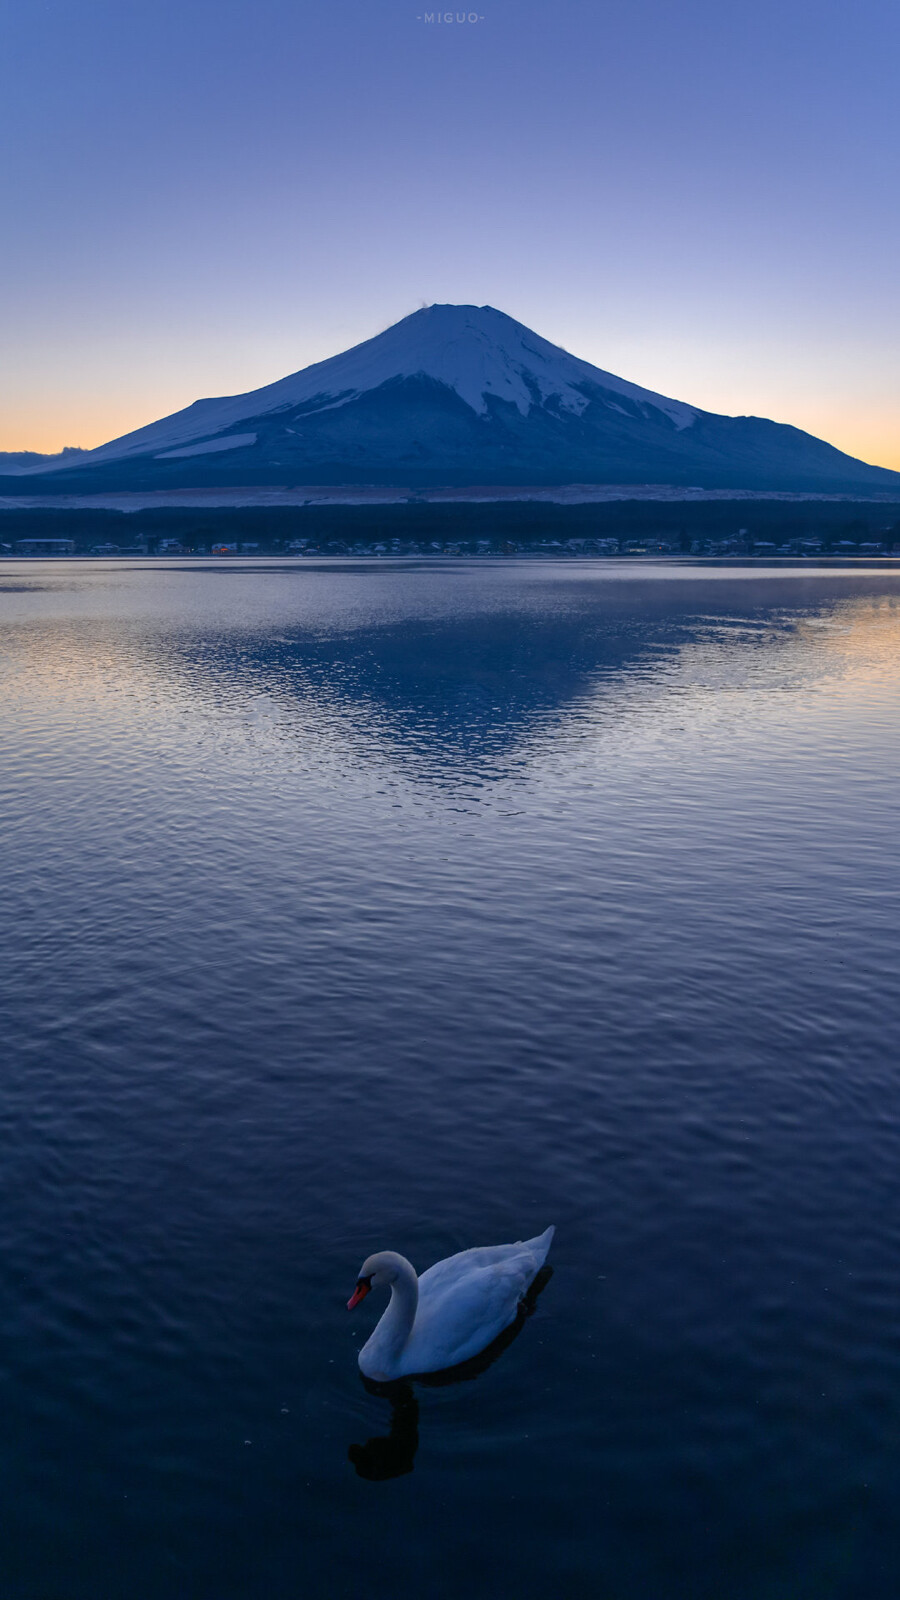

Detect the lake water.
xmin=3 ymin=558 xmax=900 ymax=1599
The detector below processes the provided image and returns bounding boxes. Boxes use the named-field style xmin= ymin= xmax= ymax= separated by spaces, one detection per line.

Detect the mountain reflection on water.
xmin=117 ymin=565 xmax=899 ymax=795
xmin=3 ymin=560 xmax=900 ymax=1600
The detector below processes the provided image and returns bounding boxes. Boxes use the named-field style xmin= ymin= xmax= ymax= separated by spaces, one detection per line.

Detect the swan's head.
xmin=347 ymin=1250 xmax=411 ymax=1311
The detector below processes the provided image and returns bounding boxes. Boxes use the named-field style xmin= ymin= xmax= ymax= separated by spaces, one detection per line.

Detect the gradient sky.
xmin=2 ymin=0 xmax=898 ymax=466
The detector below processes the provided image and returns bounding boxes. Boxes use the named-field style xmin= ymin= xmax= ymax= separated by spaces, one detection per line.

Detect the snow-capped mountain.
xmin=7 ymin=305 xmax=899 ymax=494
xmin=84 ymin=303 xmax=699 ymax=463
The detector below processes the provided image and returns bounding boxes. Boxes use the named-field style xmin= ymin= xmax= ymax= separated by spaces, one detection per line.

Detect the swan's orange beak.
xmin=347 ymin=1280 xmax=371 ymax=1311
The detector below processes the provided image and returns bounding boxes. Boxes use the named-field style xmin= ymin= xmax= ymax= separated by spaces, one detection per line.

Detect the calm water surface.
xmin=3 ymin=559 xmax=900 ymax=1598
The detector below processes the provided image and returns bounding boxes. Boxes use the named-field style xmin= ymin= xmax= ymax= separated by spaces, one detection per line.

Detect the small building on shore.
xmin=14 ymin=538 xmax=76 ymax=555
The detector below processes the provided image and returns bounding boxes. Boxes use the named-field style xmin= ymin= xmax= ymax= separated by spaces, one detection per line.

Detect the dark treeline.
xmin=2 ymin=499 xmax=900 ymax=554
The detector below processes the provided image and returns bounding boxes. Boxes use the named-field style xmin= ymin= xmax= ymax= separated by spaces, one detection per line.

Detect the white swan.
xmin=347 ymin=1226 xmax=555 ymax=1381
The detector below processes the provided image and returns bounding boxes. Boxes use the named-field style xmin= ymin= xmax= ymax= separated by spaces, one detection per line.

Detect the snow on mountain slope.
xmin=155 ymin=431 xmax=257 ymax=460
xmin=61 ymin=305 xmax=698 ymax=467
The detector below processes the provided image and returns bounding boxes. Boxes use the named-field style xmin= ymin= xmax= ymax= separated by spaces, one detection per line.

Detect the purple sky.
xmin=2 ymin=0 xmax=898 ymax=466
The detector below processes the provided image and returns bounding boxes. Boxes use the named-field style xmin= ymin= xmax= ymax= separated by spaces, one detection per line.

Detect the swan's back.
xmin=418 ymin=1226 xmax=554 ymax=1294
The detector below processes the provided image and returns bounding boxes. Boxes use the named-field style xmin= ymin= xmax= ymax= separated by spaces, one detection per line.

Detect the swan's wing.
xmin=404 ymin=1250 xmax=537 ymax=1373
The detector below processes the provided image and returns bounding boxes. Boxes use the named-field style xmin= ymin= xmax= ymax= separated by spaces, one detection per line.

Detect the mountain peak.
xmin=72 ymin=302 xmax=697 ymax=466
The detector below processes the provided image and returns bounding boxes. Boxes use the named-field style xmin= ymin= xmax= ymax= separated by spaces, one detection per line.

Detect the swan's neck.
xmin=378 ymin=1261 xmax=419 ymax=1361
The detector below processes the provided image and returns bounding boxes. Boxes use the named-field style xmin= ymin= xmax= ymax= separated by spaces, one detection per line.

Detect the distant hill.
xmin=3 ymin=306 xmax=898 ymax=497
xmin=0 ymin=446 xmax=87 ymax=472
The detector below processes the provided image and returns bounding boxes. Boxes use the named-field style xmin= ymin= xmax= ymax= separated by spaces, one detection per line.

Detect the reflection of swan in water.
xmin=348 ymin=1265 xmax=553 ymax=1481
xmin=348 ymin=1381 xmax=419 ymax=1481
